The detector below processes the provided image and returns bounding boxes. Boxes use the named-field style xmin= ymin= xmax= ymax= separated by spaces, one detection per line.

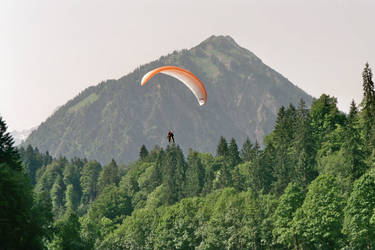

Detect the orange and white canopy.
xmin=141 ymin=66 xmax=207 ymax=106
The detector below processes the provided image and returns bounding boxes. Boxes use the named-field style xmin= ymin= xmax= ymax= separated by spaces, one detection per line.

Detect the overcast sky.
xmin=1 ymin=0 xmax=374 ymax=131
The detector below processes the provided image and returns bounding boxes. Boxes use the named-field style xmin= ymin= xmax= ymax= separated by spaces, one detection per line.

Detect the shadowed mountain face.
xmin=25 ymin=35 xmax=313 ymax=164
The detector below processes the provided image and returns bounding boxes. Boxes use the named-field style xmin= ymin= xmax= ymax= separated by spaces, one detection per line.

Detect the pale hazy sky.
xmin=1 ymin=0 xmax=374 ymax=131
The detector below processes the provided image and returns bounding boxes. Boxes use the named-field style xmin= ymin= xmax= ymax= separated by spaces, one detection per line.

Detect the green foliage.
xmin=310 ymin=94 xmax=345 ymax=148
xmin=139 ymin=144 xmax=149 ymax=160
xmin=50 ymin=211 xmax=87 ymax=250
xmin=0 ymin=116 xmax=52 ymax=249
xmin=227 ymin=138 xmax=241 ymax=167
xmin=0 ymin=163 xmax=36 ymax=249
xmin=154 ymin=198 xmax=202 ymax=249
xmin=19 ymin=145 xmax=52 ymax=184
xmin=14 ymin=63 xmax=375 ymax=249
xmin=343 ymin=173 xmax=375 ymax=249
xmin=240 ymin=137 xmax=256 ymax=162
xmin=292 ymin=175 xmax=344 ymax=249
xmin=161 ymin=145 xmax=187 ymax=205
xmin=80 ymin=161 xmax=101 ymax=205
xmin=273 ymin=182 xmax=305 ymax=248
xmin=88 ymin=185 xmax=132 ymax=224
xmin=98 ymin=208 xmax=158 ymax=249
xmin=51 ymin=175 xmax=65 ymax=217
xmin=361 ymin=63 xmax=375 ymax=145
xmin=184 ymin=151 xmax=205 ymax=197
xmin=98 ymin=159 xmax=119 ymax=192
xmin=212 ymin=156 xmax=233 ymax=190
xmin=216 ymin=136 xmax=228 ymax=157
xmin=292 ymin=99 xmax=317 ymax=186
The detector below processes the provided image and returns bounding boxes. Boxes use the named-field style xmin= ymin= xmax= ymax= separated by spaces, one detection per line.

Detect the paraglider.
xmin=167 ymin=130 xmax=175 ymax=144
xmin=141 ymin=66 xmax=206 ymax=144
xmin=140 ymin=66 xmax=207 ymax=106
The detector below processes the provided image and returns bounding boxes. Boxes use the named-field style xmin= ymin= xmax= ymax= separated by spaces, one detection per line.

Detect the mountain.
xmin=24 ymin=35 xmax=313 ymax=164
xmin=11 ymin=127 xmax=35 ymax=146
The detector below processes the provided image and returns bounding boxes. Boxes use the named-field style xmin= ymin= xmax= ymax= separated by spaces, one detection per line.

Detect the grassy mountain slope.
xmin=25 ymin=35 xmax=313 ymax=164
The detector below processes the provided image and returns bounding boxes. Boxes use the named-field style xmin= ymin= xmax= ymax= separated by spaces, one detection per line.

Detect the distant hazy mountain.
xmin=11 ymin=128 xmax=35 ymax=146
xmin=25 ymin=35 xmax=313 ymax=164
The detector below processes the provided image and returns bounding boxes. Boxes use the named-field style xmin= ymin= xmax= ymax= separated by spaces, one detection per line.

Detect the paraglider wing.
xmin=141 ymin=66 xmax=207 ymax=106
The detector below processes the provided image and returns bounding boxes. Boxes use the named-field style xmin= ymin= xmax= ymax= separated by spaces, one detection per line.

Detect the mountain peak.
xmin=199 ymin=35 xmax=239 ymax=49
xmin=204 ymin=35 xmax=236 ymax=44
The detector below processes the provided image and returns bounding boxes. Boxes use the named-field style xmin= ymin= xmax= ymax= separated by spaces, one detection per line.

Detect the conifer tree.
xmin=184 ymin=151 xmax=205 ymax=197
xmin=51 ymin=175 xmax=65 ymax=217
xmin=80 ymin=161 xmax=101 ymax=204
xmin=98 ymin=159 xmax=119 ymax=192
xmin=361 ymin=63 xmax=375 ymax=117
xmin=216 ymin=136 xmax=228 ymax=157
xmin=213 ymin=157 xmax=233 ymax=190
xmin=271 ymin=105 xmax=297 ymax=194
xmin=22 ymin=145 xmax=43 ymax=185
xmin=0 ymin=116 xmax=21 ymax=171
xmin=240 ymin=137 xmax=254 ymax=162
xmin=149 ymin=148 xmax=164 ymax=190
xmin=65 ymin=184 xmax=79 ymax=212
xmin=0 ymin=116 xmax=47 ymax=249
xmin=361 ymin=63 xmax=375 ymax=153
xmin=342 ymin=100 xmax=366 ymax=179
xmin=292 ymin=99 xmax=317 ymax=186
xmin=139 ymin=145 xmax=149 ymax=160
xmin=162 ymin=145 xmax=187 ymax=204
xmin=228 ymin=138 xmax=241 ymax=167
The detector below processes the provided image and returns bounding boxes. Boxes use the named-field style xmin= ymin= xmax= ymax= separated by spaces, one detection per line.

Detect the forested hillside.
xmin=24 ymin=35 xmax=312 ymax=164
xmin=1 ymin=63 xmax=375 ymax=249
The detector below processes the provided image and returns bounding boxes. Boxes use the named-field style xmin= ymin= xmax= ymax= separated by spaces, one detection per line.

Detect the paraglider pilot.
xmin=168 ymin=130 xmax=175 ymax=143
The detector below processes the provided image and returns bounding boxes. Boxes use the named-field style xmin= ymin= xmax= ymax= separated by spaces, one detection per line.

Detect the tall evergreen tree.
xmin=0 ymin=116 xmax=48 ymax=249
xmin=139 ymin=145 xmax=149 ymax=160
xmin=22 ymin=145 xmax=43 ymax=185
xmin=98 ymin=159 xmax=120 ymax=192
xmin=184 ymin=151 xmax=205 ymax=197
xmin=240 ymin=137 xmax=254 ymax=162
xmin=292 ymin=99 xmax=317 ymax=186
xmin=227 ymin=138 xmax=241 ymax=167
xmin=271 ymin=105 xmax=297 ymax=194
xmin=80 ymin=161 xmax=101 ymax=205
xmin=162 ymin=145 xmax=187 ymax=204
xmin=0 ymin=116 xmax=21 ymax=171
xmin=149 ymin=148 xmax=164 ymax=190
xmin=361 ymin=63 xmax=375 ymax=117
xmin=65 ymin=184 xmax=79 ymax=213
xmin=51 ymin=175 xmax=65 ymax=217
xmin=212 ymin=157 xmax=233 ymax=190
xmin=361 ymin=63 xmax=375 ymax=156
xmin=216 ymin=136 xmax=228 ymax=157
xmin=342 ymin=100 xmax=366 ymax=179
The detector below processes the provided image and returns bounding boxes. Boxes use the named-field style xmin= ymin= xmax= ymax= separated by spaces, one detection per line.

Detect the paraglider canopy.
xmin=141 ymin=66 xmax=207 ymax=106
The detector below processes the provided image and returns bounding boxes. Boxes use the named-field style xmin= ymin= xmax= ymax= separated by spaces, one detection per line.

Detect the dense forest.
xmin=1 ymin=63 xmax=375 ymax=249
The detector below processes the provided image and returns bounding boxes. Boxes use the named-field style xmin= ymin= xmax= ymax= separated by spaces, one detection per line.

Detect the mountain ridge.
xmin=25 ymin=35 xmax=313 ymax=164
